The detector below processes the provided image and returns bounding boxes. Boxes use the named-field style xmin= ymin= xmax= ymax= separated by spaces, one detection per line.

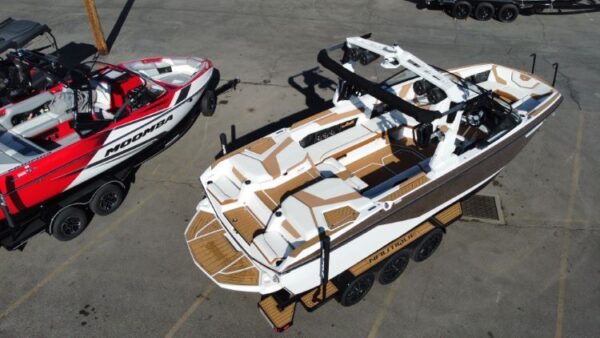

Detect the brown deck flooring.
xmin=185 ymin=211 xmax=217 ymax=241
xmin=223 ymin=207 xmax=264 ymax=243
xmin=259 ymin=296 xmax=296 ymax=329
xmin=256 ymin=168 xmax=320 ymax=212
xmin=187 ymin=229 xmax=241 ymax=276
xmin=345 ymin=139 xmax=430 ymax=187
xmin=187 ymin=211 xmax=260 ymax=286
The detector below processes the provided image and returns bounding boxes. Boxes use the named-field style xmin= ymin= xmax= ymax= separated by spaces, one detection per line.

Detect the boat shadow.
xmin=49 ymin=0 xmax=136 ymax=68
xmin=217 ymin=67 xmax=336 ymax=158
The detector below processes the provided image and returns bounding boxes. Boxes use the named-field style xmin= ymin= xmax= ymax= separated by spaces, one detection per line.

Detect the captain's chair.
xmin=91 ymin=81 xmax=115 ymax=120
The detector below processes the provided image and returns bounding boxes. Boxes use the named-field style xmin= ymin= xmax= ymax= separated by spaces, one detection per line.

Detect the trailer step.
xmin=258 ymin=295 xmax=296 ymax=332
xmin=300 ymin=281 xmax=338 ymax=310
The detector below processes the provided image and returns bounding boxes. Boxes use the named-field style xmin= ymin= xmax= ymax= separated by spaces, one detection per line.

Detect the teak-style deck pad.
xmin=324 ymin=206 xmax=359 ymax=229
xmin=300 ymin=281 xmax=339 ymax=309
xmin=380 ymin=172 xmax=429 ymax=202
xmin=435 ymin=202 xmax=462 ymax=224
xmin=345 ymin=140 xmax=426 ymax=187
xmin=185 ymin=211 xmax=217 ymax=241
xmin=213 ymin=256 xmax=259 ymax=286
xmin=256 ymin=168 xmax=320 ymax=211
xmin=223 ymin=207 xmax=264 ymax=243
xmin=188 ymin=230 xmax=241 ymax=275
xmin=187 ymin=211 xmax=259 ymax=286
xmin=258 ymin=296 xmax=296 ymax=330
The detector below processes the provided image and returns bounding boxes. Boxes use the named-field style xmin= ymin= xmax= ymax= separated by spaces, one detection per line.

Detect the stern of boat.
xmin=185 ymin=198 xmax=274 ymax=293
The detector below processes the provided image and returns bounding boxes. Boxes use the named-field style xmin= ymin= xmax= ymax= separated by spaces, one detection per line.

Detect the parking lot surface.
xmin=1 ymin=1 xmax=599 ymax=337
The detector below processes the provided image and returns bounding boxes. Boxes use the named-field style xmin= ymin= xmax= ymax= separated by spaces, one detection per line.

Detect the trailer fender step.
xmin=300 ymin=281 xmax=339 ymax=311
xmin=258 ymin=295 xmax=296 ymax=332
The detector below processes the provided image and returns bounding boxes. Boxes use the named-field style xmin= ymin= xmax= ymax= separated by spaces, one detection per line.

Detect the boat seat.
xmin=157 ymin=73 xmax=191 ymax=85
xmin=230 ymin=154 xmax=271 ymax=183
xmin=316 ymin=158 xmax=368 ymax=191
xmin=206 ymin=175 xmax=241 ymax=204
xmin=235 ymin=137 xmax=309 ymax=180
xmin=11 ymin=91 xmax=74 ymax=139
xmin=253 ymin=232 xmax=293 ymax=263
xmin=0 ymin=92 xmax=54 ymax=129
xmin=362 ymin=111 xmax=406 ymax=135
xmin=91 ymin=81 xmax=114 ymax=120
xmin=305 ymin=125 xmax=379 ymax=164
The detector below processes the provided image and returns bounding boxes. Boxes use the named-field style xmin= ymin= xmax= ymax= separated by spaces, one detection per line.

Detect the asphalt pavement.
xmin=0 ymin=1 xmax=599 ymax=337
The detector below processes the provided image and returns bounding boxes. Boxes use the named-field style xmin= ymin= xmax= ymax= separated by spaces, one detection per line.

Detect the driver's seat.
xmin=91 ymin=80 xmax=114 ymax=120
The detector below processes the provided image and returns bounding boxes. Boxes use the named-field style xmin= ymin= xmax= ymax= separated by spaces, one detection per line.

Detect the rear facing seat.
xmin=0 ymin=92 xmax=54 ymax=129
xmin=11 ymin=91 xmax=74 ymax=139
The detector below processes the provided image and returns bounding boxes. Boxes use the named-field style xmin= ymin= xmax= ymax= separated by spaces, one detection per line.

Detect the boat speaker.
xmin=359 ymin=51 xmax=379 ymax=65
xmin=427 ymin=87 xmax=447 ymax=104
xmin=413 ymin=123 xmax=433 ymax=148
xmin=413 ymin=79 xmax=431 ymax=96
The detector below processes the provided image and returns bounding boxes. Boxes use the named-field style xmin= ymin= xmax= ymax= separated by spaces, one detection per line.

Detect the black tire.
xmin=338 ymin=272 xmax=375 ymax=307
xmin=200 ymin=89 xmax=216 ymax=117
xmin=51 ymin=207 xmax=89 ymax=241
xmin=90 ymin=183 xmax=125 ymax=216
xmin=452 ymin=1 xmax=472 ymax=19
xmin=378 ymin=250 xmax=410 ymax=285
xmin=474 ymin=2 xmax=495 ymax=21
xmin=497 ymin=4 xmax=519 ymax=22
xmin=412 ymin=228 xmax=444 ymax=262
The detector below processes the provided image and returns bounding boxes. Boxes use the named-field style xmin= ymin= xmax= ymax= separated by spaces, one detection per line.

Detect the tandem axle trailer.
xmin=422 ymin=0 xmax=598 ymax=22
xmin=258 ymin=202 xmax=463 ymax=332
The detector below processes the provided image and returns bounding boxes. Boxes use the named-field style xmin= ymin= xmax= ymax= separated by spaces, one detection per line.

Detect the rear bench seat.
xmin=11 ymin=91 xmax=74 ymax=139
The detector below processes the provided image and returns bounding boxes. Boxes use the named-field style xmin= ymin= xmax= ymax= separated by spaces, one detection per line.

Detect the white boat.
xmin=184 ymin=36 xmax=562 ymax=330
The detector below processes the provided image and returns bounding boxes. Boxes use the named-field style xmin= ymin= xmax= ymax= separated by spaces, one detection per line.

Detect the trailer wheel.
xmin=90 ymin=183 xmax=125 ymax=216
xmin=412 ymin=228 xmax=444 ymax=262
xmin=474 ymin=2 xmax=495 ymax=21
xmin=200 ymin=89 xmax=216 ymax=117
xmin=51 ymin=207 xmax=89 ymax=241
xmin=497 ymin=4 xmax=519 ymax=22
xmin=378 ymin=250 xmax=410 ymax=285
xmin=338 ymin=272 xmax=375 ymax=307
xmin=452 ymin=1 xmax=472 ymax=19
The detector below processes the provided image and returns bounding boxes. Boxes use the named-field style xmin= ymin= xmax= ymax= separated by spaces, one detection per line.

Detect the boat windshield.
xmin=81 ymin=61 xmax=166 ymax=118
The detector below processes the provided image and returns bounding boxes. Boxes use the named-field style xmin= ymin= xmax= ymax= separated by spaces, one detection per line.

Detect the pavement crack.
xmin=537 ymin=17 xmax=548 ymax=45
xmin=220 ymin=79 xmax=288 ymax=88
xmin=460 ymin=220 xmax=599 ymax=232
xmin=140 ymin=177 xmax=201 ymax=188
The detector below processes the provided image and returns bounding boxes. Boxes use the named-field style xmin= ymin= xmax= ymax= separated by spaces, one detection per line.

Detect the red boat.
xmin=0 ymin=18 xmax=220 ymax=249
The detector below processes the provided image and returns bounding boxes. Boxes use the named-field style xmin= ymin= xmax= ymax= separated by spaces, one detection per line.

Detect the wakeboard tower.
xmin=0 ymin=18 xmax=222 ymax=250
xmin=184 ymin=35 xmax=562 ymax=331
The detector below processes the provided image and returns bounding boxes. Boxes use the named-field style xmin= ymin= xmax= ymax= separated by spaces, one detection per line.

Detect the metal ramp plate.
xmin=461 ymin=194 xmax=505 ymax=224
